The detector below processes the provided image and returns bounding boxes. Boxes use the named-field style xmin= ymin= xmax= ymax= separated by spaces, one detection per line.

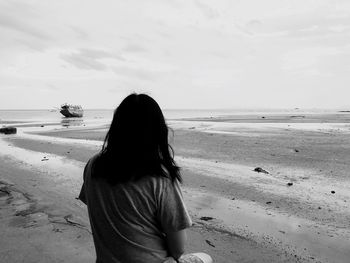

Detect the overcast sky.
xmin=1 ymin=0 xmax=350 ymax=109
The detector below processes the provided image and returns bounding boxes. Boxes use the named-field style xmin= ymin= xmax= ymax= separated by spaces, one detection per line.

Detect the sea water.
xmin=0 ymin=108 xmax=343 ymax=124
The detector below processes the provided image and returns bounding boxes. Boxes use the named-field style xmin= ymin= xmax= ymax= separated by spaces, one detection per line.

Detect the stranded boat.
xmin=60 ymin=103 xmax=84 ymax=117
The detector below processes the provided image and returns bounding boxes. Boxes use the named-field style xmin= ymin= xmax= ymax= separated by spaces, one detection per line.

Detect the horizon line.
xmin=0 ymin=107 xmax=349 ymax=111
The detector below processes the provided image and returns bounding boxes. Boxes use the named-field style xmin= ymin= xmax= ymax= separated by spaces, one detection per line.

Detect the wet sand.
xmin=1 ymin=114 xmax=350 ymax=262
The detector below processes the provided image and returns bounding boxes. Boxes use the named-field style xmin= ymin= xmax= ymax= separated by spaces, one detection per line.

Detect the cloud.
xmin=46 ymin=83 xmax=60 ymax=91
xmin=0 ymin=14 xmax=51 ymax=40
xmin=232 ymin=19 xmax=289 ymax=38
xmin=113 ymin=66 xmax=157 ymax=81
xmin=193 ymin=0 xmax=220 ymax=19
xmin=60 ymin=49 xmax=125 ymax=71
xmin=0 ymin=1 xmax=52 ymax=41
xmin=122 ymin=44 xmax=148 ymax=53
xmin=233 ymin=7 xmax=350 ymax=39
xmin=282 ymin=47 xmax=341 ymax=73
xmin=69 ymin=26 xmax=89 ymax=40
xmin=269 ymin=12 xmax=350 ymax=39
xmin=246 ymin=19 xmax=263 ymax=30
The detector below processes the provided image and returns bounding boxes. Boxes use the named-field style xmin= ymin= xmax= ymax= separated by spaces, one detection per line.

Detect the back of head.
xmin=93 ymin=93 xmax=181 ymax=184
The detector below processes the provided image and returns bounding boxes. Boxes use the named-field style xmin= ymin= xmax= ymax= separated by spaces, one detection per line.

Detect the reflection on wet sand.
xmin=61 ymin=118 xmax=85 ymax=128
xmin=187 ymin=190 xmax=350 ymax=263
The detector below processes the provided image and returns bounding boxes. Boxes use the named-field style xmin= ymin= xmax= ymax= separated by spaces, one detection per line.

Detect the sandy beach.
xmin=1 ymin=113 xmax=350 ymax=263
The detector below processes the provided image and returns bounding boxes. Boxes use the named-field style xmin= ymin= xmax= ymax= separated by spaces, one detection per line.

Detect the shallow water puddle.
xmin=169 ymin=121 xmax=350 ymax=134
xmin=0 ymin=136 xmax=84 ymax=182
xmin=185 ymin=189 xmax=350 ymax=263
xmin=15 ymin=126 xmax=103 ymax=148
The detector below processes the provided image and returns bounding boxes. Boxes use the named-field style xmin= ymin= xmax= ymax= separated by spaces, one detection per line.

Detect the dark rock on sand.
xmin=0 ymin=127 xmax=17 ymax=134
xmin=331 ymin=191 xmax=335 ymax=194
xmin=253 ymin=167 xmax=269 ymax=174
xmin=200 ymin=216 xmax=214 ymax=221
xmin=287 ymin=182 xmax=294 ymax=186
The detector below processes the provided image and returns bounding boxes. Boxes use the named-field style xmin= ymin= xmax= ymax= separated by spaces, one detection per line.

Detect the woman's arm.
xmin=165 ymin=229 xmax=187 ymax=260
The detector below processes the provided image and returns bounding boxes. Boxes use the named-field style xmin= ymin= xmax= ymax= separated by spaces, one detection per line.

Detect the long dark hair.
xmin=92 ymin=93 xmax=181 ymax=184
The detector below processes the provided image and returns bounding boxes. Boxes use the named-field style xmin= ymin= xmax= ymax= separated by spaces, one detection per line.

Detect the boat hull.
xmin=60 ymin=109 xmax=83 ymax=118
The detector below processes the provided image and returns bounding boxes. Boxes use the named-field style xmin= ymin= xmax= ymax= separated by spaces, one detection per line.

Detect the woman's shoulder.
xmin=86 ymin=153 xmax=103 ymax=168
xmin=143 ymin=176 xmax=180 ymax=194
xmin=90 ymin=152 xmax=102 ymax=163
xmin=83 ymin=153 xmax=101 ymax=177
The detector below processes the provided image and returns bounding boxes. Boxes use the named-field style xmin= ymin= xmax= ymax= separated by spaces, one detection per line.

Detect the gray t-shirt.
xmin=79 ymin=155 xmax=192 ymax=263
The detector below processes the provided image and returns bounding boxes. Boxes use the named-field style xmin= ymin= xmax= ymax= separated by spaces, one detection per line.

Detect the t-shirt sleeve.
xmin=157 ymin=179 xmax=192 ymax=233
xmin=78 ymin=160 xmax=90 ymax=205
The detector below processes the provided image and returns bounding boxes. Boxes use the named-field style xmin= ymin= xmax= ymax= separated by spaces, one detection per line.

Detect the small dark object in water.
xmin=200 ymin=216 xmax=214 ymax=221
xmin=0 ymin=127 xmax=17 ymax=134
xmin=287 ymin=182 xmax=293 ymax=186
xmin=261 ymin=116 xmax=265 ymax=119
xmin=266 ymin=201 xmax=272 ymax=204
xmin=253 ymin=167 xmax=269 ymax=174
xmin=205 ymin=240 xmax=215 ymax=247
xmin=40 ymin=125 xmax=44 ymax=127
xmin=189 ymin=127 xmax=196 ymax=129
xmin=294 ymin=149 xmax=299 ymax=152
xmin=318 ymin=207 xmax=322 ymax=209
xmin=331 ymin=191 xmax=335 ymax=194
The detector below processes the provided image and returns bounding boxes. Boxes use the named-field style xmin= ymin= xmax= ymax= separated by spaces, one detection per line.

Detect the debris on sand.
xmin=205 ymin=240 xmax=215 ymax=247
xmin=253 ymin=167 xmax=269 ymax=174
xmin=63 ymin=215 xmax=85 ymax=227
xmin=41 ymin=157 xmax=49 ymax=161
xmin=266 ymin=201 xmax=272 ymax=204
xmin=291 ymin=115 xmax=306 ymax=118
xmin=0 ymin=188 xmax=11 ymax=197
xmin=287 ymin=182 xmax=294 ymax=186
xmin=200 ymin=216 xmax=214 ymax=221
xmin=0 ymin=127 xmax=17 ymax=134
